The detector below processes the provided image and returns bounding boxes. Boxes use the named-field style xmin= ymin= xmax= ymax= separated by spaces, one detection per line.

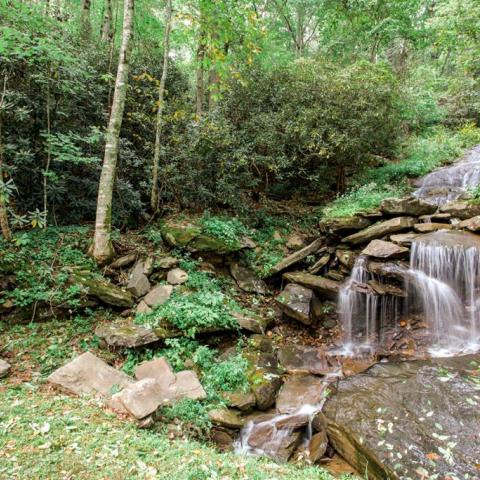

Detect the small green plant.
xmin=200 ymin=213 xmax=249 ymax=249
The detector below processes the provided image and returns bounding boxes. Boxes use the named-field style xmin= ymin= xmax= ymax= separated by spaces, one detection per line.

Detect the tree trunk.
xmin=101 ymin=0 xmax=113 ymax=41
xmin=43 ymin=68 xmax=51 ymax=227
xmin=92 ymin=0 xmax=134 ymax=264
xmin=0 ymin=117 xmax=12 ymax=241
xmin=81 ymin=0 xmax=92 ymax=37
xmin=150 ymin=0 xmax=172 ymax=213
xmin=195 ymin=7 xmax=206 ymax=118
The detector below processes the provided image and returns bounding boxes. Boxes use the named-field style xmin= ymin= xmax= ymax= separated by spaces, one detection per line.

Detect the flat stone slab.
xmin=361 ymin=239 xmax=408 ymax=259
xmin=48 ymin=352 xmax=133 ymax=397
xmin=458 ymin=215 xmax=480 ymax=232
xmin=143 ymin=284 xmax=173 ymax=307
xmin=323 ymin=355 xmax=480 ymax=479
xmin=277 ymin=345 xmax=339 ymax=376
xmin=135 ymin=357 xmax=176 ymax=388
xmin=282 ymin=272 xmax=340 ymax=300
xmin=342 ymin=217 xmax=416 ymax=245
xmin=230 ymin=263 xmax=267 ymax=294
xmin=276 ymin=375 xmax=327 ymax=413
xmin=380 ymin=196 xmax=436 ymax=216
xmin=232 ymin=311 xmax=273 ymax=334
xmin=414 ymin=222 xmax=452 ymax=233
xmin=174 ymin=370 xmax=207 ymax=400
xmin=95 ymin=323 xmax=159 ymax=348
xmin=209 ymin=408 xmax=244 ymax=429
xmin=0 ymin=358 xmax=11 ymax=378
xmin=275 ymin=283 xmax=318 ymax=325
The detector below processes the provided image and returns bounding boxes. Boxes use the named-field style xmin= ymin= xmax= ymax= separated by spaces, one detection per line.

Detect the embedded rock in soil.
xmin=0 ymin=358 xmax=11 ymax=378
xmin=458 ymin=215 xmax=480 ymax=232
xmin=268 ymin=238 xmax=324 ymax=276
xmin=320 ymin=216 xmax=371 ymax=235
xmin=275 ymin=283 xmax=320 ymax=325
xmin=380 ymin=196 xmax=436 ymax=216
xmin=71 ymin=274 xmax=134 ymax=307
xmin=232 ymin=311 xmax=273 ymax=334
xmin=230 ymin=262 xmax=267 ymax=294
xmin=323 ymin=355 xmax=480 ymax=480
xmin=143 ymin=284 xmax=173 ymax=307
xmin=439 ymin=200 xmax=480 ymax=219
xmin=361 ymin=239 xmax=408 ymax=259
xmin=127 ymin=261 xmax=151 ymax=298
xmin=342 ymin=217 xmax=416 ymax=245
xmin=282 ymin=272 xmax=340 ymax=300
xmin=276 ymin=375 xmax=327 ymax=413
xmin=95 ymin=323 xmax=159 ymax=348
xmin=166 ymin=268 xmax=188 ymax=285
xmin=208 ymin=408 xmax=244 ymax=429
xmin=48 ymin=352 xmax=133 ymax=397
xmin=211 ymin=428 xmax=236 ymax=452
xmin=414 ymin=222 xmax=452 ymax=233
xmin=277 ymin=345 xmax=338 ymax=376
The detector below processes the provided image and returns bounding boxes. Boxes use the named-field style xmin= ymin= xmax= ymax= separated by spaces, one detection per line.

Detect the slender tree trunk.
xmin=0 ymin=117 xmax=11 ymax=241
xmin=101 ymin=0 xmax=113 ymax=41
xmin=43 ymin=68 xmax=51 ymax=227
xmin=92 ymin=0 xmax=134 ymax=264
xmin=150 ymin=0 xmax=172 ymax=213
xmin=195 ymin=8 xmax=206 ymax=119
xmin=207 ymin=67 xmax=219 ymax=110
xmin=81 ymin=0 xmax=92 ymax=38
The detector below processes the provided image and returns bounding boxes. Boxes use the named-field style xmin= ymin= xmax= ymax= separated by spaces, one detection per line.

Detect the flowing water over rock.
xmin=413 ymin=145 xmax=480 ymax=205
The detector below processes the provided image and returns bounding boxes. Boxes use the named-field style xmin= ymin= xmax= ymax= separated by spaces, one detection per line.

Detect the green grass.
xmin=322 ymin=124 xmax=480 ymax=219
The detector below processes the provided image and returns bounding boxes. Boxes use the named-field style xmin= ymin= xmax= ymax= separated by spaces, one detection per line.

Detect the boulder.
xmin=166 ymin=268 xmax=188 ymax=285
xmin=143 ymin=284 xmax=173 ymax=307
xmin=320 ymin=216 xmax=371 ymax=235
xmin=380 ymin=197 xmax=436 ymax=216
xmin=439 ymin=200 xmax=480 ymax=219
xmin=155 ymin=256 xmax=180 ymax=269
xmin=418 ymin=212 xmax=451 ymax=223
xmin=275 ymin=283 xmax=320 ymax=325
xmin=136 ymin=300 xmax=152 ymax=314
xmin=230 ymin=263 xmax=267 ymax=294
xmin=127 ymin=261 xmax=151 ymax=298
xmin=161 ymin=221 xmax=201 ymax=247
xmin=276 ymin=375 xmax=327 ymax=413
xmin=335 ymin=250 xmax=355 ymax=269
xmin=71 ymin=274 xmax=134 ymax=307
xmin=247 ymin=334 xmax=274 ymax=353
xmin=414 ymin=222 xmax=452 ymax=233
xmin=232 ymin=311 xmax=273 ymax=334
xmin=323 ymin=354 xmax=480 ymax=480
xmin=135 ymin=357 xmax=176 ymax=390
xmin=248 ymin=367 xmax=282 ymax=410
xmin=111 ymin=378 xmax=172 ymax=419
xmin=282 ymin=272 xmax=340 ymax=300
xmin=277 ymin=345 xmax=339 ymax=376
xmin=361 ymin=240 xmax=408 ymax=259
xmin=223 ymin=391 xmax=256 ymax=412
xmin=48 ymin=352 xmax=133 ymax=397
xmin=342 ymin=217 xmax=416 ymax=245
xmin=208 ymin=408 xmax=244 ymax=429
xmin=95 ymin=323 xmax=159 ymax=348
xmin=211 ymin=428 xmax=236 ymax=452
xmin=267 ymin=238 xmax=324 ymax=276
xmin=110 ymin=253 xmax=137 ymax=269
xmin=188 ymin=234 xmax=245 ymax=254
xmin=174 ymin=370 xmax=207 ymax=400
xmin=458 ymin=215 xmax=480 ymax=232
xmin=0 ymin=358 xmax=11 ymax=378
xmin=367 ymin=280 xmax=405 ymax=297
xmin=389 ymin=232 xmax=419 ymax=246
xmin=308 ymin=253 xmax=331 ymax=274
xmin=309 ymin=430 xmax=328 ymax=463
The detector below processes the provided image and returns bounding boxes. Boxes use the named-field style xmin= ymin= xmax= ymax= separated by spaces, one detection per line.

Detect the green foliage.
xmin=200 ymin=213 xmax=249 ymax=248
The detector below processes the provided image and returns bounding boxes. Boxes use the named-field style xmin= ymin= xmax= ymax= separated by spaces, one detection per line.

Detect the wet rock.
xmin=414 ymin=222 xmax=452 ymax=233
xmin=143 ymin=284 xmax=173 ymax=307
xmin=418 ymin=212 xmax=451 ymax=223
xmin=211 ymin=428 xmax=235 ymax=451
xmin=248 ymin=368 xmax=282 ymax=410
xmin=311 ymin=411 xmax=327 ymax=432
xmin=367 ymin=261 xmax=409 ymax=281
xmin=111 ymin=378 xmax=172 ymax=419
xmin=232 ymin=311 xmax=273 ymax=334
xmin=277 ymin=345 xmax=337 ymax=375
xmin=308 ymin=253 xmax=331 ymax=274
xmin=276 ymin=375 xmax=326 ymax=413
xmin=268 ymin=238 xmax=324 ymax=276
xmin=361 ymin=239 xmax=408 ymax=259
xmin=282 ymin=272 xmax=340 ymax=300
xmin=380 ymin=196 xmax=436 ymax=216
xmin=320 ymin=216 xmax=371 ymax=235
xmin=0 ymin=358 xmax=11 ymax=378
xmin=286 ymin=234 xmax=305 ymax=250
xmin=174 ymin=370 xmax=207 ymax=400
xmin=161 ymin=221 xmax=201 ymax=247
xmin=323 ymin=355 xmax=480 ymax=480
xmin=135 ymin=357 xmax=176 ymax=389
xmin=342 ymin=217 xmax=416 ymax=245
xmin=71 ymin=274 xmax=134 ymax=307
xmin=458 ymin=215 xmax=480 ymax=232
xmin=275 ymin=283 xmax=320 ymax=325
xmin=95 ymin=323 xmax=159 ymax=348
xmin=439 ymin=200 xmax=480 ymax=219
xmin=335 ymin=250 xmax=355 ymax=269
xmin=110 ymin=253 xmax=137 ymax=269
xmin=367 ymin=279 xmax=405 ymax=297
xmin=136 ymin=300 xmax=152 ymax=315
xmin=224 ymin=391 xmax=256 ymax=412
xmin=274 ymin=412 xmax=311 ymax=430
xmin=325 ymin=270 xmax=344 ymax=282
xmin=127 ymin=261 xmax=151 ymax=298
xmin=48 ymin=352 xmax=133 ymax=397
xmin=230 ymin=263 xmax=267 ymax=294
xmin=389 ymin=232 xmax=419 ymax=246
xmin=309 ymin=430 xmax=328 ymax=463
xmin=166 ymin=268 xmax=188 ymax=285
xmin=188 ymin=234 xmax=245 ymax=254
xmin=208 ymin=408 xmax=244 ymax=429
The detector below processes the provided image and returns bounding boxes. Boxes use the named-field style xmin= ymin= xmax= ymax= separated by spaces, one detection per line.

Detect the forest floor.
xmin=0 ymin=318 xmax=353 ymax=480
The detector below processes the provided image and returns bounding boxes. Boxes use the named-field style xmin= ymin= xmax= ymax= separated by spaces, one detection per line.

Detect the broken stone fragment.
xmin=342 ymin=216 xmax=416 ymax=245
xmin=161 ymin=221 xmax=201 ymax=247
xmin=276 ymin=375 xmax=326 ymax=413
xmin=320 ymin=216 xmax=371 ymax=235
xmin=458 ymin=215 xmax=480 ymax=232
xmin=308 ymin=430 xmax=328 ymax=463
xmin=166 ymin=268 xmax=188 ymax=285
xmin=48 ymin=352 xmax=133 ymax=397
xmin=275 ymin=283 xmax=321 ymax=325
xmin=0 ymin=358 xmax=11 ymax=378
xmin=127 ymin=261 xmax=151 ymax=297
xmin=308 ymin=253 xmax=331 ymax=274
xmin=208 ymin=408 xmax=244 ymax=429
xmin=155 ymin=256 xmax=179 ymax=269
xmin=277 ymin=345 xmax=338 ymax=376
xmin=223 ymin=391 xmax=256 ymax=412
xmin=361 ymin=239 xmax=408 ymax=259
xmin=414 ymin=222 xmax=452 ymax=233
xmin=174 ymin=370 xmax=207 ymax=400
xmin=109 ymin=253 xmax=137 ymax=269
xmin=389 ymin=232 xmax=419 ymax=246
xmin=282 ymin=272 xmax=340 ymax=300
xmin=136 ymin=300 xmax=152 ymax=315
xmin=335 ymin=250 xmax=355 ymax=269
xmin=71 ymin=274 xmax=134 ymax=307
xmin=135 ymin=357 xmax=176 ymax=389
xmin=248 ymin=367 xmax=282 ymax=410
xmin=439 ymin=200 xmax=480 ymax=219
xmin=232 ymin=311 xmax=273 ymax=334
xmin=95 ymin=323 xmax=159 ymax=348
xmin=143 ymin=284 xmax=173 ymax=307
xmin=230 ymin=262 xmax=268 ymax=294
xmin=380 ymin=196 xmax=436 ymax=216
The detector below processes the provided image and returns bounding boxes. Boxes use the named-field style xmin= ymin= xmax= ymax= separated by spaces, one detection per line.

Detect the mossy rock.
xmin=160 ymin=221 xmax=201 ymax=247
xmin=188 ymin=234 xmax=241 ymax=254
xmin=71 ymin=274 xmax=134 ymax=307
